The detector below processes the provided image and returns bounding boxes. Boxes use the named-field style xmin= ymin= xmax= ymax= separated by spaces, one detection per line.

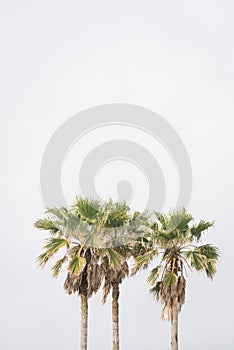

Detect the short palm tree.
xmin=132 ymin=209 xmax=220 ymax=350
xmin=35 ymin=198 xmax=124 ymax=350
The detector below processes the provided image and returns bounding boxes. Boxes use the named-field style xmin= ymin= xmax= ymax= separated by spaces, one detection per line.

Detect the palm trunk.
xmin=112 ymin=283 xmax=120 ymax=350
xmin=171 ymin=296 xmax=178 ymax=350
xmin=80 ymin=294 xmax=88 ymax=350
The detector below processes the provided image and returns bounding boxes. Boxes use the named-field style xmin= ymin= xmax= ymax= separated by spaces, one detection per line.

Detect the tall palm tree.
xmin=98 ymin=200 xmax=130 ymax=350
xmin=100 ymin=208 xmax=149 ymax=350
xmin=132 ymin=209 xmax=220 ymax=350
xmin=102 ymin=259 xmax=129 ymax=350
xmin=34 ymin=198 xmax=124 ymax=350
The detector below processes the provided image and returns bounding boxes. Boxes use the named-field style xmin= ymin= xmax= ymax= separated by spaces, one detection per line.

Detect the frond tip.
xmin=37 ymin=251 xmax=52 ymax=268
xmin=52 ymin=256 xmax=68 ymax=278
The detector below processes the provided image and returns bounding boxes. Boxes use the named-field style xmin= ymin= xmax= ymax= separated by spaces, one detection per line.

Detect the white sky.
xmin=1 ymin=1 xmax=234 ymax=349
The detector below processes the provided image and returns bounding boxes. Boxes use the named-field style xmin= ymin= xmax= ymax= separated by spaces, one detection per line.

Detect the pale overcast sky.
xmin=1 ymin=1 xmax=234 ymax=349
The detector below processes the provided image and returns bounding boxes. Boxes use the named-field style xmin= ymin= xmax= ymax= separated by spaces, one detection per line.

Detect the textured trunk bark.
xmin=80 ymin=294 xmax=88 ymax=350
xmin=171 ymin=296 xmax=178 ymax=350
xmin=112 ymin=283 xmax=120 ymax=350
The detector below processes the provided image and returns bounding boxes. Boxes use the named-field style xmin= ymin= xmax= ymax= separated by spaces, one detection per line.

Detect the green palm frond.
xmin=155 ymin=212 xmax=167 ymax=228
xmin=105 ymin=209 xmax=129 ymax=227
xmin=34 ymin=219 xmax=59 ymax=233
xmin=148 ymin=266 xmax=162 ymax=286
xmin=73 ymin=197 xmax=100 ymax=223
xmin=102 ymin=207 xmax=128 ymax=229
xmin=46 ymin=207 xmax=70 ymax=220
xmin=37 ymin=251 xmax=52 ymax=268
xmin=154 ymin=230 xmax=177 ymax=244
xmin=204 ymin=259 xmax=217 ymax=279
xmin=52 ymin=256 xmax=68 ymax=278
xmin=101 ymin=200 xmax=130 ymax=228
xmin=81 ymin=227 xmax=105 ymax=248
xmin=185 ymin=250 xmax=207 ymax=271
xmin=43 ymin=237 xmax=70 ymax=254
xmin=132 ymin=249 xmax=157 ymax=275
xmin=194 ymin=244 xmax=219 ymax=279
xmin=195 ymin=244 xmax=220 ymax=260
xmin=164 ymin=271 xmax=177 ymax=287
xmin=37 ymin=238 xmax=70 ymax=268
xmin=190 ymin=220 xmax=214 ymax=241
xmin=104 ymin=248 xmax=122 ymax=268
xmin=68 ymin=255 xmax=86 ymax=275
xmin=166 ymin=208 xmax=193 ymax=232
xmin=131 ymin=210 xmax=152 ymax=229
xmin=161 ymin=247 xmax=172 ymax=261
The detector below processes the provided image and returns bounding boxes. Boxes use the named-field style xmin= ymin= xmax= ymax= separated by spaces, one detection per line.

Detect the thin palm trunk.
xmin=112 ymin=283 xmax=120 ymax=350
xmin=80 ymin=294 xmax=88 ymax=350
xmin=171 ymin=296 xmax=178 ymax=350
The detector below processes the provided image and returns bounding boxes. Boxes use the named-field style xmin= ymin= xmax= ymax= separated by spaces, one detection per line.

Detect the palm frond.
xmin=204 ymin=259 xmax=217 ymax=279
xmin=82 ymin=229 xmax=105 ymax=248
xmin=185 ymin=250 xmax=207 ymax=271
xmin=155 ymin=212 xmax=167 ymax=228
xmin=73 ymin=197 xmax=100 ymax=223
xmin=190 ymin=220 xmax=214 ymax=241
xmin=147 ymin=266 xmax=162 ymax=286
xmin=132 ymin=249 xmax=157 ymax=275
xmin=196 ymin=244 xmax=220 ymax=260
xmin=104 ymin=204 xmax=130 ymax=228
xmin=166 ymin=208 xmax=193 ymax=232
xmin=52 ymin=256 xmax=67 ymax=278
xmin=34 ymin=219 xmax=59 ymax=233
xmin=104 ymin=248 xmax=123 ymax=268
xmin=37 ymin=251 xmax=52 ymax=268
xmin=195 ymin=244 xmax=219 ymax=279
xmin=68 ymin=256 xmax=86 ymax=275
xmin=46 ymin=207 xmax=70 ymax=220
xmin=164 ymin=271 xmax=177 ymax=287
xmin=43 ymin=237 xmax=70 ymax=254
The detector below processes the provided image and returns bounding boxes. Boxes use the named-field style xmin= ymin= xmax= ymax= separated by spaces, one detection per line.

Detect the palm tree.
xmin=34 ymin=198 xmax=124 ymax=350
xmin=102 ymin=259 xmax=129 ymax=350
xmin=100 ymin=207 xmax=150 ymax=350
xmin=132 ymin=209 xmax=220 ymax=350
xmin=98 ymin=200 xmax=130 ymax=350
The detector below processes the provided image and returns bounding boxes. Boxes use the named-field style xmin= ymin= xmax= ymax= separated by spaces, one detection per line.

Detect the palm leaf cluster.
xmin=35 ymin=198 xmax=132 ymax=300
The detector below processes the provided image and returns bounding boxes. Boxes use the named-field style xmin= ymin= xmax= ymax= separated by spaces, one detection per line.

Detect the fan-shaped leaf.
xmin=148 ymin=266 xmax=162 ymax=286
xmin=190 ymin=221 xmax=214 ymax=240
xmin=164 ymin=272 xmax=177 ymax=287
xmin=186 ymin=250 xmax=207 ymax=271
xmin=104 ymin=248 xmax=122 ymax=268
xmin=68 ymin=256 xmax=86 ymax=275
xmin=43 ymin=237 xmax=70 ymax=254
